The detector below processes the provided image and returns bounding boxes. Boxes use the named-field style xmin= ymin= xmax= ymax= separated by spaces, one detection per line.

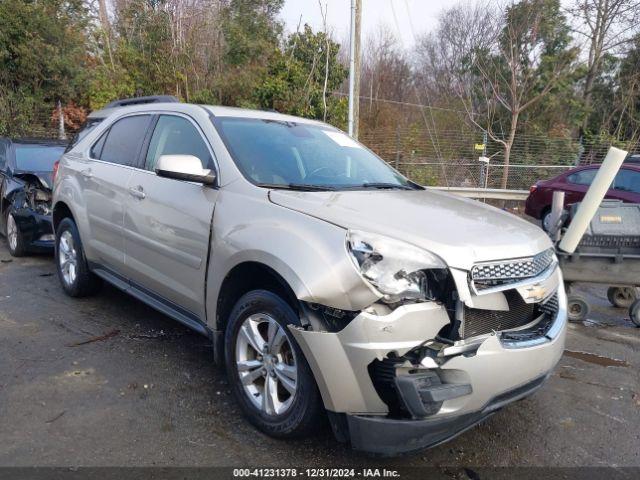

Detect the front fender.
xmin=206 ymin=189 xmax=379 ymax=325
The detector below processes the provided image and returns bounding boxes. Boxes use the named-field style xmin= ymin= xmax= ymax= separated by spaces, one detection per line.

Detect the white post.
xmin=57 ymin=100 xmax=67 ymax=141
xmin=559 ymin=147 xmax=627 ymax=253
xmin=549 ymin=190 xmax=565 ymax=241
xmin=347 ymin=0 xmax=357 ymax=137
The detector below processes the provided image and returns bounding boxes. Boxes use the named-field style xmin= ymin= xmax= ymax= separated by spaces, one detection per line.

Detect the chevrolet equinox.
xmin=52 ymin=96 xmax=567 ymax=454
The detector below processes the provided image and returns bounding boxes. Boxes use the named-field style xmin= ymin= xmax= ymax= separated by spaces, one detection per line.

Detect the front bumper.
xmin=289 ymin=270 xmax=567 ymax=454
xmin=11 ymin=207 xmax=54 ymax=251
xmin=347 ymin=373 xmax=548 ymax=455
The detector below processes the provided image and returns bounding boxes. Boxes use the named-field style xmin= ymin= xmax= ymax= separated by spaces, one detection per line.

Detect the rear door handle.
xmin=80 ymin=169 xmax=93 ymax=178
xmin=129 ymin=186 xmax=146 ymax=199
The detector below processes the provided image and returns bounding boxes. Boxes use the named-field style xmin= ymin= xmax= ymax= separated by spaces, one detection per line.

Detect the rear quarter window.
xmin=96 ymin=115 xmax=152 ymax=167
xmin=65 ymin=118 xmax=103 ymax=152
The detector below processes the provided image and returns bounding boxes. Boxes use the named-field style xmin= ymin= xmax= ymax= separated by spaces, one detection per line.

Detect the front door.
xmin=122 ymin=114 xmax=217 ymax=319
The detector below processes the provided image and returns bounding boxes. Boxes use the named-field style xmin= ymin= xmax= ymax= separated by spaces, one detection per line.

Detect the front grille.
xmin=471 ymin=249 xmax=555 ymax=290
xmin=538 ymin=293 xmax=558 ymax=317
xmin=461 ymin=291 xmax=534 ymax=339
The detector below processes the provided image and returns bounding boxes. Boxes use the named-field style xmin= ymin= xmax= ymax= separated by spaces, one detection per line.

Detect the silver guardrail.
xmin=429 ymin=187 xmax=529 ymax=201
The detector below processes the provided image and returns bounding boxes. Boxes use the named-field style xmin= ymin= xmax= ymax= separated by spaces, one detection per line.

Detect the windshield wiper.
xmin=256 ymin=183 xmax=336 ymax=191
xmin=357 ymin=182 xmax=415 ymax=190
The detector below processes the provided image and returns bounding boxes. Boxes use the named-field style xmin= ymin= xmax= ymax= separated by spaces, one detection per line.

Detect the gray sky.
xmin=279 ymin=0 xmax=472 ymax=47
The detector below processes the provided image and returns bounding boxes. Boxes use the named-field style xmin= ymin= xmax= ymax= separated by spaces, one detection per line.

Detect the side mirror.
xmin=155 ymin=155 xmax=216 ymax=185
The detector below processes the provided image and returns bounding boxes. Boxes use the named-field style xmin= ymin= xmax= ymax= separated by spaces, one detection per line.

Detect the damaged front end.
xmin=289 ymin=241 xmax=567 ymax=455
xmin=8 ymin=177 xmax=55 ymax=250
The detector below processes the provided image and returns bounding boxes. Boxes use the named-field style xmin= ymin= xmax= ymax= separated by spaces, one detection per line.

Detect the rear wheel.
xmin=606 ymin=286 xmax=638 ymax=309
xmin=225 ymin=290 xmax=323 ymax=438
xmin=55 ymin=217 xmax=102 ymax=297
xmin=5 ymin=212 xmax=26 ymax=257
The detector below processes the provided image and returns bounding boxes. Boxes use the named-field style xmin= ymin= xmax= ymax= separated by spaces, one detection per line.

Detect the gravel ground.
xmin=0 ymin=242 xmax=638 ymax=467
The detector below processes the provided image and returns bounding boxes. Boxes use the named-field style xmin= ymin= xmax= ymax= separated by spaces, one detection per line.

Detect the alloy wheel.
xmin=542 ymin=212 xmax=552 ymax=232
xmin=235 ymin=313 xmax=298 ymax=416
xmin=7 ymin=214 xmax=18 ymax=251
xmin=58 ymin=230 xmax=78 ymax=286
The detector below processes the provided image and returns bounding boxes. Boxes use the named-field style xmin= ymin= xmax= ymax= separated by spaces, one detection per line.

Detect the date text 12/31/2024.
xmin=233 ymin=469 xmax=401 ymax=478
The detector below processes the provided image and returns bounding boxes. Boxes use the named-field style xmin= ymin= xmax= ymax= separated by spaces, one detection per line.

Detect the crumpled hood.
xmin=269 ymin=189 xmax=552 ymax=271
xmin=15 ymin=171 xmax=53 ymax=190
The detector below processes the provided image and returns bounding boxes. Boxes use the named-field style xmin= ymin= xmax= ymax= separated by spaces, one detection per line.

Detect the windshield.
xmin=15 ymin=145 xmax=65 ymax=172
xmin=213 ymin=117 xmax=414 ymax=190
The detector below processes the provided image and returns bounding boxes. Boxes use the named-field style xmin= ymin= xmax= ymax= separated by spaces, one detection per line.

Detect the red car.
xmin=525 ymin=163 xmax=640 ymax=231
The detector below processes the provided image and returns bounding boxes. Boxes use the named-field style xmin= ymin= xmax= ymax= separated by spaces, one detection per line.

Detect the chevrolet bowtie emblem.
xmin=524 ymin=284 xmax=547 ymax=302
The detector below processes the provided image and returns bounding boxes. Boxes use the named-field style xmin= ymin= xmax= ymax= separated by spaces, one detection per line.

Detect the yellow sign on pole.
xmin=474 ymin=143 xmax=485 ymax=151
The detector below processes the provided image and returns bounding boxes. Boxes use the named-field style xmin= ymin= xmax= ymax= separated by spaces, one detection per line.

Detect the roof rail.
xmin=104 ymin=95 xmax=180 ymax=109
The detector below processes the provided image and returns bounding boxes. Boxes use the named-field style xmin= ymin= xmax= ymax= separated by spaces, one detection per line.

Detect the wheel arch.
xmin=52 ymin=201 xmax=75 ymax=233
xmin=215 ymin=261 xmax=300 ymax=335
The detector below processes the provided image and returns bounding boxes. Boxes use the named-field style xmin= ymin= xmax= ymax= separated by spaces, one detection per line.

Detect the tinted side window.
xmin=567 ymin=169 xmax=597 ymax=186
xmin=614 ymin=169 xmax=640 ymax=194
xmin=145 ymin=115 xmax=212 ymax=171
xmin=100 ymin=115 xmax=152 ymax=166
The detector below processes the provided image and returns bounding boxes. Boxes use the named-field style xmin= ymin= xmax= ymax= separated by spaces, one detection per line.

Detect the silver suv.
xmin=52 ymin=97 xmax=567 ymax=454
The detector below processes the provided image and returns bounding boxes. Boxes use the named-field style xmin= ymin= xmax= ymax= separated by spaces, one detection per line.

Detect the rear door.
xmin=82 ymin=114 xmax=153 ymax=270
xmin=122 ymin=113 xmax=218 ymax=320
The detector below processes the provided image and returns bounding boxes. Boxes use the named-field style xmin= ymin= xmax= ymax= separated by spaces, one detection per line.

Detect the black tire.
xmin=55 ymin=217 xmax=102 ymax=297
xmin=5 ymin=211 xmax=26 ymax=257
xmin=567 ymin=294 xmax=590 ymax=322
xmin=224 ymin=289 xmax=323 ymax=438
xmin=606 ymin=286 xmax=637 ymax=309
xmin=629 ymin=299 xmax=640 ymax=327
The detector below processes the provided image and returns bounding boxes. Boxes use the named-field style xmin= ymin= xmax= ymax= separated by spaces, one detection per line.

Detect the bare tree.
xmin=457 ymin=0 xmax=578 ymax=188
xmin=414 ymin=1 xmax=498 ymax=98
xmin=360 ymin=26 xmax=412 ymax=129
xmin=567 ymin=0 xmax=640 ymax=131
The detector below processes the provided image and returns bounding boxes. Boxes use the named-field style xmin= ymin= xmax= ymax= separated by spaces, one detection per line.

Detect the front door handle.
xmin=80 ymin=169 xmax=93 ymax=179
xmin=129 ymin=186 xmax=146 ymax=199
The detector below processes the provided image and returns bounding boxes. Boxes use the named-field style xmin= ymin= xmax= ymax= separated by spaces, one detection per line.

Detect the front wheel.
xmin=5 ymin=212 xmax=26 ymax=257
xmin=224 ymin=290 xmax=323 ymax=438
xmin=541 ymin=209 xmax=553 ymax=232
xmin=55 ymin=217 xmax=102 ymax=297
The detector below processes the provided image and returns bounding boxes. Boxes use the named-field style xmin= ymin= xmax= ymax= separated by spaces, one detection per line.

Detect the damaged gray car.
xmin=52 ymin=97 xmax=567 ymax=455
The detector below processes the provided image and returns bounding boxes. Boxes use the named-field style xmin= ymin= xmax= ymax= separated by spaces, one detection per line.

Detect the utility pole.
xmin=348 ymin=0 xmax=362 ymax=139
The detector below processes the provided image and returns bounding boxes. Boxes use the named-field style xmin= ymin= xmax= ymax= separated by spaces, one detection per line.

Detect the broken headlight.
xmin=346 ymin=230 xmax=447 ymax=303
xmin=26 ymin=185 xmax=52 ymax=215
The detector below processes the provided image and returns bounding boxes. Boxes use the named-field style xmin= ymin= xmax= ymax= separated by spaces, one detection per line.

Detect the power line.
xmin=331 ymin=91 xmax=478 ymax=116
xmin=388 ymin=0 xmax=450 ymax=186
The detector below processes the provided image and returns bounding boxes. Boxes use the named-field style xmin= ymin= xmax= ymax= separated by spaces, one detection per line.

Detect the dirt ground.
xmin=0 ymin=242 xmax=639 ymax=468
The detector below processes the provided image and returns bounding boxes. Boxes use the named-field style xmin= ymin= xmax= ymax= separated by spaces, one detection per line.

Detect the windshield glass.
xmin=213 ymin=117 xmax=413 ymax=190
xmin=15 ymin=145 xmax=65 ymax=172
